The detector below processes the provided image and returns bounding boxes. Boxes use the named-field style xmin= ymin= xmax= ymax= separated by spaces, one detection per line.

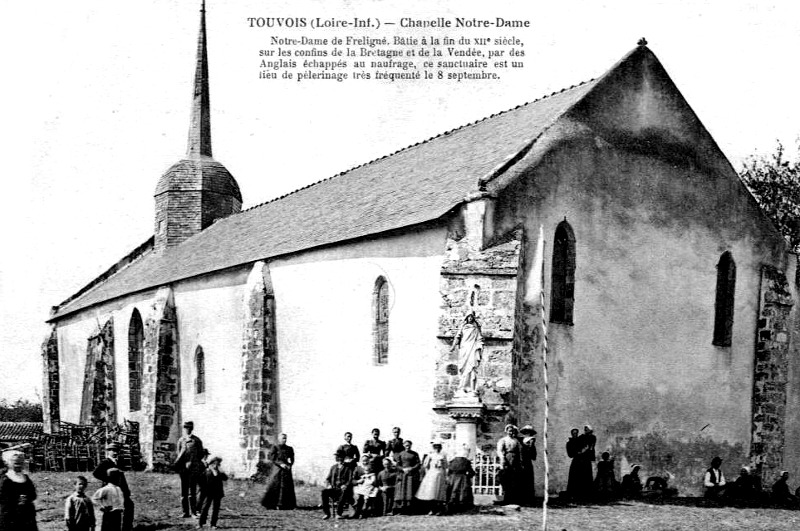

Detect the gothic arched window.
xmin=713 ymin=252 xmax=736 ymax=346
xmin=373 ymin=277 xmax=390 ymax=365
xmin=195 ymin=346 xmax=206 ymax=395
xmin=550 ymin=220 xmax=576 ymax=324
xmin=128 ymin=309 xmax=144 ymax=412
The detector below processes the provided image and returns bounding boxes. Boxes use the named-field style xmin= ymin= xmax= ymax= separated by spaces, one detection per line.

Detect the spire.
xmin=187 ymin=0 xmax=212 ymax=158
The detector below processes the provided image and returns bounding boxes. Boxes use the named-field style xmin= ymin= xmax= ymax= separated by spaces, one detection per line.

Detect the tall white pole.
xmin=539 ymin=226 xmax=549 ymax=531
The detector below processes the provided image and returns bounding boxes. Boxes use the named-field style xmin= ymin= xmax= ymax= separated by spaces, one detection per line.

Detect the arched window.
xmin=550 ymin=220 xmax=576 ymax=324
xmin=373 ymin=277 xmax=390 ymax=365
xmin=128 ymin=309 xmax=144 ymax=412
xmin=713 ymin=252 xmax=736 ymax=346
xmin=195 ymin=346 xmax=206 ymax=395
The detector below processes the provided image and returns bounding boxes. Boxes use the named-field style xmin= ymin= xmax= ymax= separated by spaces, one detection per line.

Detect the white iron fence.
xmin=472 ymin=450 xmax=503 ymax=497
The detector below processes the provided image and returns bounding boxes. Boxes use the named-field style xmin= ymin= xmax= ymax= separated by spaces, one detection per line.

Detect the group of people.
xmin=0 ymin=440 xmax=137 ymax=531
xmin=704 ymin=456 xmax=800 ymax=506
xmin=8 ymin=419 xmax=800 ymax=531
xmin=260 ymin=427 xmax=480 ymax=519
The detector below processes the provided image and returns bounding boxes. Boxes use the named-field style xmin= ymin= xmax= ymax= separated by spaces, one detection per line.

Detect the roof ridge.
xmin=240 ymin=77 xmax=595 ymax=215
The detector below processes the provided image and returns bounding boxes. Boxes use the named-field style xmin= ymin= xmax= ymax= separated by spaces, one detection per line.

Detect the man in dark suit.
xmin=321 ymin=451 xmax=353 ymax=519
xmin=336 ymin=432 xmax=360 ymax=469
xmin=173 ymin=420 xmax=205 ymax=517
xmin=93 ymin=442 xmax=134 ymax=531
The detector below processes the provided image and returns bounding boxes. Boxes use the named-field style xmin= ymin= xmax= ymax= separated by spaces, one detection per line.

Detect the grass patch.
xmin=26 ymin=471 xmax=800 ymax=530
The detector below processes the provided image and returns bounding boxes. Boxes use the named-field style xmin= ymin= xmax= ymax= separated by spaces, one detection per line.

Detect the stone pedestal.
xmin=447 ymin=394 xmax=485 ymax=458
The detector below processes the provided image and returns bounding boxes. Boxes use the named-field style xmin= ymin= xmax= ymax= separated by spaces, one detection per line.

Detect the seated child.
xmin=352 ymin=455 xmax=378 ymax=518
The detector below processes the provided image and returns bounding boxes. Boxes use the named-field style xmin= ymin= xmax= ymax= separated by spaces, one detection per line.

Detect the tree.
xmin=0 ymin=399 xmax=43 ymax=422
xmin=740 ymin=141 xmax=800 ymax=251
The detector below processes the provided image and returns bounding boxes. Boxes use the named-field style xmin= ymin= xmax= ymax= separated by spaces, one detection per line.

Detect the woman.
xmin=518 ymin=425 xmax=537 ymax=506
xmin=621 ymin=464 xmax=643 ymax=499
xmin=363 ymin=428 xmax=387 ymax=473
xmin=566 ymin=427 xmax=593 ymax=501
xmin=496 ymin=424 xmax=522 ymax=505
xmin=393 ymin=440 xmax=421 ymax=514
xmin=416 ymin=442 xmax=448 ymax=515
xmin=0 ymin=451 xmax=37 ymax=530
xmin=385 ymin=427 xmax=405 ymax=463
xmin=261 ymin=433 xmax=296 ymax=510
xmin=446 ymin=445 xmax=475 ymax=513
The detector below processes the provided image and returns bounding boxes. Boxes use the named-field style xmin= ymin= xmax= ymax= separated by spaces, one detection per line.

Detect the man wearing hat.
xmin=321 ymin=450 xmax=353 ymax=519
xmin=174 ymin=420 xmax=205 ymax=518
xmin=93 ymin=442 xmax=135 ymax=531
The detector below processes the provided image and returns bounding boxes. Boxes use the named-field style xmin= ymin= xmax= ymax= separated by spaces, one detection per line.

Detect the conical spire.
xmin=187 ymin=0 xmax=212 ymax=158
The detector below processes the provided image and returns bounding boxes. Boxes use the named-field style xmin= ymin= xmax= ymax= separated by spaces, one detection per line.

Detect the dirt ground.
xmin=27 ymin=471 xmax=800 ymax=530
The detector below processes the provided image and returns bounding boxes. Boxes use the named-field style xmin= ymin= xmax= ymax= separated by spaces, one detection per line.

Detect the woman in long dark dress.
xmin=0 ymin=451 xmax=38 ymax=530
xmin=566 ymin=428 xmax=586 ymax=500
xmin=261 ymin=433 xmax=296 ymax=510
xmin=393 ymin=440 xmax=421 ymax=514
xmin=518 ymin=425 xmax=537 ymax=506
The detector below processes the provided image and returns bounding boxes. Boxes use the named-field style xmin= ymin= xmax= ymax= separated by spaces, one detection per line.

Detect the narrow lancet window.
xmin=713 ymin=252 xmax=736 ymax=346
xmin=373 ymin=277 xmax=390 ymax=365
xmin=195 ymin=346 xmax=206 ymax=394
xmin=128 ymin=309 xmax=144 ymax=412
xmin=550 ymin=220 xmax=576 ymax=324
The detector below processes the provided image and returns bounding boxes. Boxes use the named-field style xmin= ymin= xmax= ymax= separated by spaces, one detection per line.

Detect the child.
xmin=375 ymin=457 xmax=397 ymax=516
xmin=198 ymin=455 xmax=228 ymax=529
xmin=352 ymin=455 xmax=378 ymax=518
xmin=91 ymin=468 xmax=125 ymax=531
xmin=65 ymin=475 xmax=96 ymax=531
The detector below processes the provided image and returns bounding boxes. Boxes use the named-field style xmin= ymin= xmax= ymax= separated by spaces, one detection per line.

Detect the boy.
xmin=92 ymin=468 xmax=125 ymax=531
xmin=198 ymin=455 xmax=227 ymax=529
xmin=65 ymin=475 xmax=96 ymax=531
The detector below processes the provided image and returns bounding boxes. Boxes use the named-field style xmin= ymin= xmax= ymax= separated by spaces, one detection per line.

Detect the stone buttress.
xmin=239 ymin=261 xmax=279 ymax=476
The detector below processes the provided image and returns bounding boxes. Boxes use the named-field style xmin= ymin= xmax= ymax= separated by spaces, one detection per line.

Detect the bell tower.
xmin=154 ymin=0 xmax=242 ymax=253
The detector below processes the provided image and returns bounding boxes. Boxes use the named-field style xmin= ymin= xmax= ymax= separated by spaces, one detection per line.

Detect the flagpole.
xmin=539 ymin=226 xmax=550 ymax=531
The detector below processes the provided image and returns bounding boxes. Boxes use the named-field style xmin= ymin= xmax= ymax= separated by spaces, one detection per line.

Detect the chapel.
xmin=42 ymin=5 xmax=800 ymax=494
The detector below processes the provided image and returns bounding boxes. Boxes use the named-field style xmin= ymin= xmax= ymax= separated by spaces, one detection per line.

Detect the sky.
xmin=1 ymin=0 xmax=799 ymax=402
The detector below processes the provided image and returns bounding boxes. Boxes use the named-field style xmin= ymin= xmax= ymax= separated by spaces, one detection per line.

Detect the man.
xmin=321 ymin=451 xmax=353 ymax=519
xmin=174 ymin=420 xmax=205 ymax=517
xmin=93 ymin=442 xmax=134 ymax=531
xmin=703 ymin=456 xmax=726 ymax=499
xmin=337 ymin=432 xmax=360 ymax=469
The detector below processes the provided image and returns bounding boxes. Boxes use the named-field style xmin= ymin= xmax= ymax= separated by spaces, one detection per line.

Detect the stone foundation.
xmin=239 ymin=262 xmax=279 ymax=476
xmin=750 ymin=265 xmax=794 ymax=485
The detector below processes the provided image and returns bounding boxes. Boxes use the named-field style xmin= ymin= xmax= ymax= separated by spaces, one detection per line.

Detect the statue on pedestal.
xmin=451 ymin=313 xmax=484 ymax=395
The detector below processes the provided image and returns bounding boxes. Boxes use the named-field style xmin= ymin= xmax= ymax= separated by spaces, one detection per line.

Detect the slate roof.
xmin=0 ymin=422 xmax=43 ymax=442
xmin=50 ymin=76 xmax=599 ymax=321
